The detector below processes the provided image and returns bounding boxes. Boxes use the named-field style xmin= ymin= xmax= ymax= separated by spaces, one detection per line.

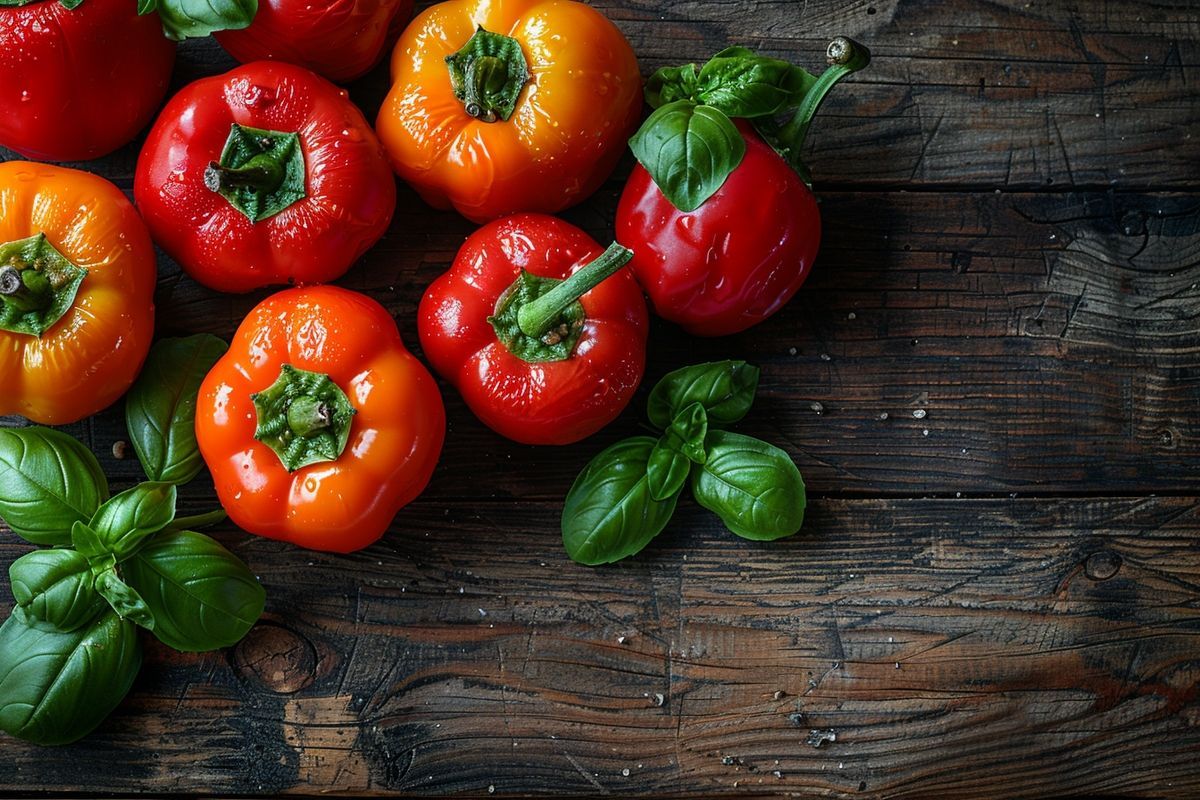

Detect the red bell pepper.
xmin=616 ymin=38 xmax=870 ymax=336
xmin=0 ymin=0 xmax=175 ymax=162
xmin=419 ymin=214 xmax=648 ymax=445
xmin=134 ymin=61 xmax=396 ymax=294
xmin=216 ymin=0 xmax=413 ymax=83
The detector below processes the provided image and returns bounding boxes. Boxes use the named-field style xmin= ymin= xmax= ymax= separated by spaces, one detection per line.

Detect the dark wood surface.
xmin=2 ymin=1 xmax=1199 ymax=797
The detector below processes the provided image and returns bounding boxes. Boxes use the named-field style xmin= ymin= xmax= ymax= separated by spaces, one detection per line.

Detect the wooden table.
xmin=3 ymin=1 xmax=1199 ymax=797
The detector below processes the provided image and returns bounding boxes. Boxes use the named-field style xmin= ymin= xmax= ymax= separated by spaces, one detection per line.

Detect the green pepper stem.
xmin=286 ymin=396 xmax=332 ymax=438
xmin=0 ymin=264 xmax=51 ymax=312
xmin=204 ymin=152 xmax=286 ymax=195
xmin=777 ymin=36 xmax=871 ymax=163
xmin=516 ymin=243 xmax=634 ymax=339
xmin=464 ymin=55 xmax=508 ymax=122
xmin=445 ymin=27 xmax=531 ymax=123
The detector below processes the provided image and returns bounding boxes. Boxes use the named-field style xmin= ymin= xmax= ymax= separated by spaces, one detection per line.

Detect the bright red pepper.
xmin=216 ymin=0 xmax=413 ymax=83
xmin=134 ymin=61 xmax=396 ymax=294
xmin=419 ymin=214 xmax=648 ymax=445
xmin=616 ymin=39 xmax=869 ymax=336
xmin=196 ymin=285 xmax=445 ymax=553
xmin=618 ymin=121 xmax=821 ymax=337
xmin=0 ymin=0 xmax=175 ymax=162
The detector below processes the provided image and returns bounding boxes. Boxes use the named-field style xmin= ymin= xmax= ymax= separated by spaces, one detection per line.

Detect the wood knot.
xmin=1084 ymin=550 xmax=1122 ymax=582
xmin=232 ymin=622 xmax=317 ymax=694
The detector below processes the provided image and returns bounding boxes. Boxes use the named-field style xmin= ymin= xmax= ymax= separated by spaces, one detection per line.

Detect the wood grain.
xmin=2 ymin=495 xmax=1198 ymax=797
xmin=0 ymin=0 xmax=1198 ymax=797
xmin=33 ymin=189 xmax=1200 ymax=498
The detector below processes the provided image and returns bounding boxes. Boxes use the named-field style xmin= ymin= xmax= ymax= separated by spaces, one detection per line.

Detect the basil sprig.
xmin=562 ymin=361 xmax=806 ymax=565
xmin=0 ymin=335 xmax=264 ymax=746
xmin=630 ymin=39 xmax=870 ymax=211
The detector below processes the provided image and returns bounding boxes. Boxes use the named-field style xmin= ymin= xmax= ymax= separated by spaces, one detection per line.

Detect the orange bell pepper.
xmin=195 ymin=286 xmax=446 ymax=553
xmin=0 ymin=162 xmax=156 ymax=425
xmin=376 ymin=0 xmax=642 ymax=223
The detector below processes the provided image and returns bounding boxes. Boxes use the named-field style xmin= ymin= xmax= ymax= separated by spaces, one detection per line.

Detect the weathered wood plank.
xmin=5 ymin=0 xmax=1197 ymax=190
xmin=16 ymin=189 xmax=1197 ymax=497
xmin=1 ymin=495 xmax=1196 ymax=797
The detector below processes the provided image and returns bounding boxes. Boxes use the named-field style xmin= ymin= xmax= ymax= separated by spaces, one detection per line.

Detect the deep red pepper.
xmin=616 ymin=38 xmax=869 ymax=336
xmin=419 ymin=214 xmax=648 ymax=445
xmin=216 ymin=0 xmax=413 ymax=83
xmin=134 ymin=61 xmax=396 ymax=293
xmin=0 ymin=0 xmax=175 ymax=162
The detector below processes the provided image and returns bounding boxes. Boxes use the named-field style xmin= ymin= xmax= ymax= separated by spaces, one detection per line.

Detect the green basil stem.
xmin=168 ymin=509 xmax=227 ymax=531
xmin=776 ymin=36 xmax=871 ymax=159
xmin=204 ymin=151 xmax=286 ymax=195
xmin=0 ymin=264 xmax=51 ymax=313
xmin=516 ymin=243 xmax=634 ymax=339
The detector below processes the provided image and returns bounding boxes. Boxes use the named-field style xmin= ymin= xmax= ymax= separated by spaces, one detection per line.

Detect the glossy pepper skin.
xmin=617 ymin=121 xmax=820 ymax=337
xmin=376 ymin=0 xmax=641 ymax=223
xmin=0 ymin=0 xmax=175 ymax=162
xmin=0 ymin=162 xmax=156 ymax=424
xmin=135 ymin=61 xmax=396 ymax=294
xmin=216 ymin=0 xmax=413 ymax=83
xmin=196 ymin=286 xmax=445 ymax=553
xmin=419 ymin=214 xmax=647 ymax=445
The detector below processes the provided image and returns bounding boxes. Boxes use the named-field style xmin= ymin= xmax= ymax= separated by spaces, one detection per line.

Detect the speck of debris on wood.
xmin=652 ymin=693 xmax=665 ymax=707
xmin=616 ymin=635 xmax=626 ymax=644
xmin=774 ymin=770 xmax=783 ymax=778
xmin=820 ymin=353 xmax=832 ymax=362
xmin=810 ymin=402 xmax=824 ymax=414
xmin=912 ymin=408 xmax=927 ymax=419
xmin=878 ymin=411 xmax=889 ymax=421
xmin=773 ymin=690 xmax=785 ymax=700
xmin=788 ymin=712 xmax=805 ymax=727
xmin=621 ymin=768 xmax=630 ymax=777
xmin=807 ymin=729 xmax=837 ymax=748
xmin=788 ymin=347 xmax=797 ymax=356
xmin=112 ymin=440 xmax=130 ymax=459
xmin=847 ymin=312 xmax=857 ymax=320
xmin=487 ymin=786 xmax=495 ymax=794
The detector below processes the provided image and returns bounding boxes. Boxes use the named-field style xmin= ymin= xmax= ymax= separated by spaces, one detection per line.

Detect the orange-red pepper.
xmin=196 ymin=286 xmax=445 ymax=553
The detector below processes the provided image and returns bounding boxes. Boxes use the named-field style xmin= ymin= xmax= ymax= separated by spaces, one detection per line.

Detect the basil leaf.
xmin=646 ymin=442 xmax=692 ymax=503
xmin=70 ymin=520 xmax=108 ymax=563
xmin=9 ymin=550 xmax=106 ymax=632
xmin=647 ymin=403 xmax=709 ymax=501
xmin=125 ymin=335 xmax=228 ymax=485
xmin=0 ymin=426 xmax=108 ymax=546
xmin=0 ymin=610 xmax=142 ymax=746
xmin=562 ymin=437 xmax=680 ymax=565
xmin=647 ymin=360 xmax=760 ymax=430
xmin=122 ymin=530 xmax=265 ymax=652
xmin=95 ymin=570 xmax=156 ymax=630
xmin=645 ymin=63 xmax=699 ymax=108
xmin=697 ymin=52 xmax=818 ymax=118
xmin=89 ymin=482 xmax=177 ymax=561
xmin=629 ymin=100 xmax=745 ymax=213
xmin=691 ymin=430 xmax=806 ymax=541
xmin=141 ymin=0 xmax=257 ymax=42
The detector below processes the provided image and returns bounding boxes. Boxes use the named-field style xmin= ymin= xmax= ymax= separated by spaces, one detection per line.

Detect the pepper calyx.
xmin=488 ymin=242 xmax=633 ymax=364
xmin=206 ymin=123 xmax=306 ymax=223
xmin=0 ymin=233 xmax=87 ymax=338
xmin=251 ymin=364 xmax=356 ymax=472
xmin=445 ymin=26 xmax=531 ymax=123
